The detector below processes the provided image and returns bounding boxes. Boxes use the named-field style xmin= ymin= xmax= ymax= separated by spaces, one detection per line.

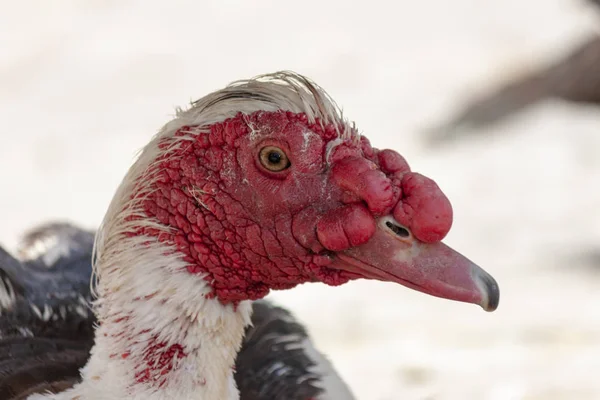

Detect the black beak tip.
xmin=480 ymin=272 xmax=500 ymax=312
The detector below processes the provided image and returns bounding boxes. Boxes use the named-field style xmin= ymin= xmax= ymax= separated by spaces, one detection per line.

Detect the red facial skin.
xmin=134 ymin=110 xmax=498 ymax=312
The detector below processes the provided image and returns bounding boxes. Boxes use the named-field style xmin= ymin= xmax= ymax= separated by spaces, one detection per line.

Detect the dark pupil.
xmin=267 ymin=151 xmax=281 ymax=164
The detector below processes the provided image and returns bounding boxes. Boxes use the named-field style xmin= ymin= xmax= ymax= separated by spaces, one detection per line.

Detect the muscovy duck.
xmin=1 ymin=71 xmax=499 ymax=399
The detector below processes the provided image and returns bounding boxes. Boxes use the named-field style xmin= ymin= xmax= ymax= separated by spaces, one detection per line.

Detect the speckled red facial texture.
xmin=133 ymin=110 xmax=453 ymax=304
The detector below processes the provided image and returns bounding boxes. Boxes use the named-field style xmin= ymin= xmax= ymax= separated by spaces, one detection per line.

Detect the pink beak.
xmin=332 ymin=216 xmax=500 ymax=312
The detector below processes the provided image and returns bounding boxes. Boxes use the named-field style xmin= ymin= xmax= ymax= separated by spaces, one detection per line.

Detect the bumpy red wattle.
xmin=392 ymin=172 xmax=453 ymax=243
xmin=316 ymin=204 xmax=376 ymax=251
xmin=377 ymin=149 xmax=411 ymax=176
xmin=331 ymin=157 xmax=394 ymax=214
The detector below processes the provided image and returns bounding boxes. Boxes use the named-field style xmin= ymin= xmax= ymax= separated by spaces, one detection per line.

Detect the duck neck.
xmin=39 ymin=242 xmax=253 ymax=400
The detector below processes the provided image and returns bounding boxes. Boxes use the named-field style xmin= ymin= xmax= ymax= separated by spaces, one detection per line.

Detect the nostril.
xmin=385 ymin=221 xmax=410 ymax=238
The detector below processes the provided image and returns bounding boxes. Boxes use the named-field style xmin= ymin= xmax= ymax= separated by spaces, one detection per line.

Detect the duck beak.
xmin=332 ymin=217 xmax=500 ymax=312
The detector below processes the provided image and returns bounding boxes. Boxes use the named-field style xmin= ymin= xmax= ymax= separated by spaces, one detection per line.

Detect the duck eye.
xmin=259 ymin=146 xmax=290 ymax=172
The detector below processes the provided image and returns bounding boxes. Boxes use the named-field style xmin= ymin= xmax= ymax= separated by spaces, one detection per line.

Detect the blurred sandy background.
xmin=1 ymin=1 xmax=600 ymax=399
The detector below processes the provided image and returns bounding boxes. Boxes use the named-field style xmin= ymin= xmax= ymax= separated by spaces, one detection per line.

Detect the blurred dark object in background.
xmin=424 ymin=0 xmax=600 ymax=145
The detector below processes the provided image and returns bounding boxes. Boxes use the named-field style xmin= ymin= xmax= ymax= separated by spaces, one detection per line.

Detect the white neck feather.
xmin=28 ymin=238 xmax=252 ymax=400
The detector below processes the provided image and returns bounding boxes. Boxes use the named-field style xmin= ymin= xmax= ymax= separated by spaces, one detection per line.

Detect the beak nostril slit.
xmin=385 ymin=221 xmax=410 ymax=238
